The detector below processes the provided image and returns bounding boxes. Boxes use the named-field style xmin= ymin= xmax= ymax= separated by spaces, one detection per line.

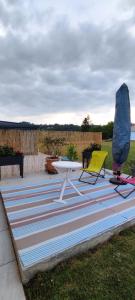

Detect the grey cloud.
xmin=123 ymin=0 xmax=135 ymax=8
xmin=0 ymin=0 xmax=135 ymax=121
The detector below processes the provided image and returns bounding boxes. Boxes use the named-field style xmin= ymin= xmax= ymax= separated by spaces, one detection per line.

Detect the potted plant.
xmin=44 ymin=137 xmax=65 ymax=174
xmin=66 ymin=144 xmax=78 ymax=161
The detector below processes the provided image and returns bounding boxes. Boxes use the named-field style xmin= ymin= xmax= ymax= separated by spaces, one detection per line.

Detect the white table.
xmin=52 ymin=161 xmax=82 ymax=203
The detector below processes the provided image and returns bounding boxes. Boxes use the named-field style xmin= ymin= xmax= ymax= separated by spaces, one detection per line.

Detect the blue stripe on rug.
xmin=19 ymin=212 xmax=126 ymax=267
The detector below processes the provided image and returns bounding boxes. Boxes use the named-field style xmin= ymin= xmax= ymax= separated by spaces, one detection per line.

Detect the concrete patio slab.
xmin=0 ymin=200 xmax=8 ymax=231
xmin=0 ymin=193 xmax=26 ymax=300
xmin=0 ymin=261 xmax=26 ymax=300
xmin=0 ymin=229 xmax=15 ymax=266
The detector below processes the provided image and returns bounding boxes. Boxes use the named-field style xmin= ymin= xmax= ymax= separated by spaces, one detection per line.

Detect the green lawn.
xmin=102 ymin=140 xmax=135 ymax=174
xmin=25 ymin=226 xmax=135 ymax=300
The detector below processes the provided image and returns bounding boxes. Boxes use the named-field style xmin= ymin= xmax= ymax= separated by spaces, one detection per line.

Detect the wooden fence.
xmin=0 ymin=129 xmax=102 ymax=157
xmin=0 ymin=129 xmax=38 ymax=155
xmin=38 ymin=131 xmax=102 ymax=158
xmin=0 ymin=130 xmax=102 ymax=178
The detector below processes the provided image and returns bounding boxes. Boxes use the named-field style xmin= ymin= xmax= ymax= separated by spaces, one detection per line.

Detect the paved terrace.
xmin=1 ymin=170 xmax=135 ymax=284
xmin=0 ymin=188 xmax=26 ymax=299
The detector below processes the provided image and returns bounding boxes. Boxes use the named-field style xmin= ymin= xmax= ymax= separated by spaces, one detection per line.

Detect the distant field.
xmin=102 ymin=140 xmax=135 ymax=174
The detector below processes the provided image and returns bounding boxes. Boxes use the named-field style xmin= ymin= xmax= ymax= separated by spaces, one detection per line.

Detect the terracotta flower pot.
xmin=45 ymin=156 xmax=59 ymax=174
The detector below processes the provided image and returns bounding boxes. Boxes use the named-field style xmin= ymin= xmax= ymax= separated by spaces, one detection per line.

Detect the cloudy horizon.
xmin=0 ymin=0 xmax=135 ymax=125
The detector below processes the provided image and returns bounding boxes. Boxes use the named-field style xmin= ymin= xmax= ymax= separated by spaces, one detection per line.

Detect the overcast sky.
xmin=0 ymin=0 xmax=135 ymax=125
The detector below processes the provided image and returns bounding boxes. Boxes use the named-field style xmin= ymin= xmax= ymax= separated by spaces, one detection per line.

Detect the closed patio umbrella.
xmin=110 ymin=83 xmax=131 ymax=184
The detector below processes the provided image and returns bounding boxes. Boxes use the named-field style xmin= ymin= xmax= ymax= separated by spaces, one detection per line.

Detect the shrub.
xmin=0 ymin=145 xmax=15 ymax=156
xmin=0 ymin=145 xmax=22 ymax=156
xmin=66 ymin=144 xmax=78 ymax=161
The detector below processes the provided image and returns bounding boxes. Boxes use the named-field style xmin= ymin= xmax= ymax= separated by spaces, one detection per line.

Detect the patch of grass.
xmin=102 ymin=141 xmax=135 ymax=174
xmin=24 ymin=226 xmax=135 ymax=300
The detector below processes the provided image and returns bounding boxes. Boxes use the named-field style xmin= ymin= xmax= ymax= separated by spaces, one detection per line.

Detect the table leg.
xmin=67 ymin=178 xmax=82 ymax=196
xmin=54 ymin=168 xmax=82 ymax=203
xmin=54 ymin=178 xmax=67 ymax=204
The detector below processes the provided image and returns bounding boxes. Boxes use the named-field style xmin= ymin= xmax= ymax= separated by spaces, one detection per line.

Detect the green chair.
xmin=79 ymin=150 xmax=108 ymax=185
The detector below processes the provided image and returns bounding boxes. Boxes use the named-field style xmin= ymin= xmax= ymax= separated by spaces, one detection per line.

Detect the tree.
xmin=81 ymin=115 xmax=92 ymax=132
xmin=102 ymin=122 xmax=113 ymax=139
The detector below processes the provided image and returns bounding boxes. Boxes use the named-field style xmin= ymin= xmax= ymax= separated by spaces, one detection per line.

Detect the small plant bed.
xmin=24 ymin=226 xmax=135 ymax=300
xmin=0 ymin=145 xmax=22 ymax=156
xmin=0 ymin=145 xmax=24 ymax=178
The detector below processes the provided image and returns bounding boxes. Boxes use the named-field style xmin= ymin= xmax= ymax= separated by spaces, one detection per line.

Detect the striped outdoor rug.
xmin=1 ymin=174 xmax=135 ymax=271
